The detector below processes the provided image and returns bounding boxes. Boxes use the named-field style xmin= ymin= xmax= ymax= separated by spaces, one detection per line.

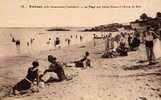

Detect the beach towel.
xmin=153 ymin=39 xmax=161 ymax=59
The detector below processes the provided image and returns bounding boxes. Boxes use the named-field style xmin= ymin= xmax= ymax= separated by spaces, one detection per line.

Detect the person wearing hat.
xmin=143 ymin=27 xmax=159 ymax=65
xmin=12 ymin=61 xmax=39 ymax=95
xmin=42 ymin=55 xmax=66 ymax=82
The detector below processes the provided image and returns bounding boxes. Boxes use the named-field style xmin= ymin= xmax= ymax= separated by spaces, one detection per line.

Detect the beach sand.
xmin=0 ymin=39 xmax=161 ymax=100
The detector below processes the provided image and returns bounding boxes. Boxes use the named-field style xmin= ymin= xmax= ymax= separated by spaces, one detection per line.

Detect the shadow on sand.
xmin=136 ymin=60 xmax=148 ymax=64
xmin=123 ymin=62 xmax=160 ymax=70
xmin=44 ymin=77 xmax=62 ymax=83
xmin=101 ymin=72 xmax=161 ymax=79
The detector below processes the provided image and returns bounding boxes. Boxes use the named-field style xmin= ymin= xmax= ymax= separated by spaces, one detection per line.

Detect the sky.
xmin=0 ymin=0 xmax=161 ymax=27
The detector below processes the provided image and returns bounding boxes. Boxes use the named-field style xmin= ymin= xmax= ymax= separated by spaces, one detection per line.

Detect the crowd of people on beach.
xmin=8 ymin=26 xmax=161 ymax=96
xmin=7 ymin=33 xmax=88 ymax=95
xmin=11 ymin=51 xmax=91 ymax=95
xmin=101 ymin=26 xmax=161 ymax=65
xmin=101 ymin=30 xmax=140 ymax=58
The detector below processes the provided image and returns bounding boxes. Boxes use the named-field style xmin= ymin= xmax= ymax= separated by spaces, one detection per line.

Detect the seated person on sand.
xmin=116 ymin=42 xmax=128 ymax=56
xmin=12 ymin=61 xmax=39 ymax=95
xmin=102 ymin=49 xmax=119 ymax=58
xmin=129 ymin=35 xmax=140 ymax=51
xmin=102 ymin=38 xmax=119 ymax=58
xmin=65 ymin=51 xmax=91 ymax=68
xmin=41 ymin=55 xmax=70 ymax=82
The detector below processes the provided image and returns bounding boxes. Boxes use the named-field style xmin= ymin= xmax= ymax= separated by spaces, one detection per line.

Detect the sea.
xmin=0 ymin=27 xmax=133 ymax=58
xmin=0 ymin=27 xmax=106 ymax=58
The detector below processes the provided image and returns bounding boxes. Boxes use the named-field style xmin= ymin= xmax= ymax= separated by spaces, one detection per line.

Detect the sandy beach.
xmin=0 ymin=38 xmax=161 ymax=100
xmin=0 ymin=0 xmax=161 ymax=99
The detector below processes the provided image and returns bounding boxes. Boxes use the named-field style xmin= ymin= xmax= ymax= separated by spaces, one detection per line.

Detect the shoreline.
xmin=0 ymin=39 xmax=93 ymax=60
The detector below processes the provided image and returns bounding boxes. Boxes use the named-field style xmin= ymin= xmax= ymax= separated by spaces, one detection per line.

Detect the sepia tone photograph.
xmin=0 ymin=0 xmax=161 ymax=100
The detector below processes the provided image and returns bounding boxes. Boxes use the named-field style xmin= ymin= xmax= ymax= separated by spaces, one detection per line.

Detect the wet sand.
xmin=1 ymin=39 xmax=161 ymax=100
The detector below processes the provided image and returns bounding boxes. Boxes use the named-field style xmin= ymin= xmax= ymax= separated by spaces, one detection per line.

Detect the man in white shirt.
xmin=143 ymin=27 xmax=157 ymax=65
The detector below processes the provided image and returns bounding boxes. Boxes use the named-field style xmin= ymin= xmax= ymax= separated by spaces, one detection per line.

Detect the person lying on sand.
xmin=12 ymin=61 xmax=39 ymax=95
xmin=65 ymin=51 xmax=92 ymax=68
xmin=41 ymin=55 xmax=71 ymax=82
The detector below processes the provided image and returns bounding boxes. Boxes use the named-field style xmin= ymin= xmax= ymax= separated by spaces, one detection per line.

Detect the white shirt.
xmin=145 ymin=32 xmax=153 ymax=41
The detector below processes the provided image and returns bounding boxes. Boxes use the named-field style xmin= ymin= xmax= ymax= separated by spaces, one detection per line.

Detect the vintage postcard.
xmin=0 ymin=0 xmax=161 ymax=100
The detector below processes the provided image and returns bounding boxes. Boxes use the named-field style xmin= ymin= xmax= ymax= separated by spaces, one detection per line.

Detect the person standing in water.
xmin=93 ymin=34 xmax=96 ymax=47
xmin=15 ymin=40 xmax=20 ymax=46
xmin=30 ymin=38 xmax=33 ymax=44
xmin=67 ymin=39 xmax=71 ymax=46
xmin=27 ymin=42 xmax=30 ymax=46
xmin=10 ymin=34 xmax=16 ymax=42
xmin=54 ymin=37 xmax=60 ymax=48
xmin=46 ymin=38 xmax=51 ymax=45
xmin=80 ymin=35 xmax=83 ymax=42
xmin=105 ymin=33 xmax=112 ymax=52
xmin=15 ymin=40 xmax=21 ymax=54
xmin=12 ymin=37 xmax=16 ymax=42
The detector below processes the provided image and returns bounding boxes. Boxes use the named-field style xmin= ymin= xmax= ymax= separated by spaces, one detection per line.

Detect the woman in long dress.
xmin=143 ymin=27 xmax=159 ymax=65
xmin=105 ymin=33 xmax=112 ymax=52
xmin=153 ymin=30 xmax=161 ymax=59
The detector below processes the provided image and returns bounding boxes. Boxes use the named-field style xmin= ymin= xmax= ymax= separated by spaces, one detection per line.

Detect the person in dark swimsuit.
xmin=12 ymin=37 xmax=15 ymax=42
xmin=67 ymin=39 xmax=71 ymax=46
xmin=73 ymin=51 xmax=90 ymax=68
xmin=116 ymin=43 xmax=128 ymax=56
xmin=80 ymin=35 xmax=83 ymax=42
xmin=12 ymin=61 xmax=39 ymax=95
xmin=130 ymin=35 xmax=140 ymax=51
xmin=54 ymin=37 xmax=60 ymax=47
xmin=65 ymin=52 xmax=91 ymax=68
xmin=16 ymin=40 xmax=20 ymax=46
xmin=42 ymin=55 xmax=67 ymax=82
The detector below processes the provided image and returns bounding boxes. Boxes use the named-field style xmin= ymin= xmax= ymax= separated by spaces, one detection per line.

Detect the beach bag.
xmin=153 ymin=39 xmax=161 ymax=59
